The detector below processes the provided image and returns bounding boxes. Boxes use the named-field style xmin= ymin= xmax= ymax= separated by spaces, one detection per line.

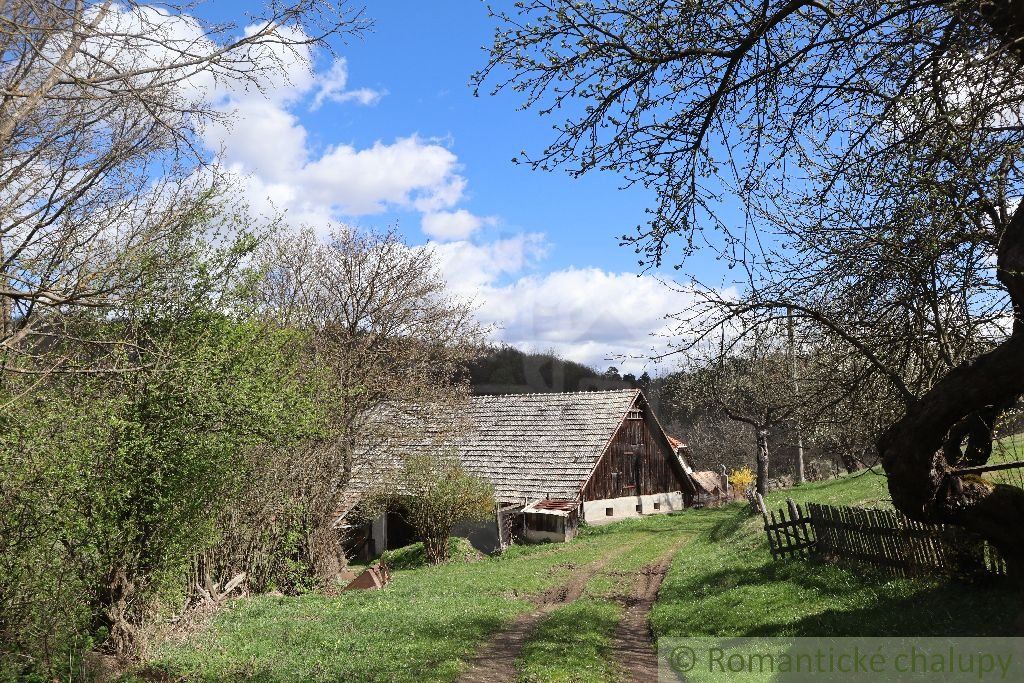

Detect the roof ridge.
xmin=471 ymin=388 xmax=637 ymax=399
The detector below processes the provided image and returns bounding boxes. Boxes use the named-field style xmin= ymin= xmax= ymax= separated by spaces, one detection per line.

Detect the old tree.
xmin=479 ymin=1 xmax=1024 ymax=572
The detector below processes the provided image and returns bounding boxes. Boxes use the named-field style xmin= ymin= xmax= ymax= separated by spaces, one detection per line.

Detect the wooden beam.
xmin=952 ymin=460 xmax=1024 ymax=476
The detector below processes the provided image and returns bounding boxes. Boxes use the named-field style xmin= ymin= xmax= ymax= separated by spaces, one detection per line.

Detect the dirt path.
xmin=609 ymin=539 xmax=689 ymax=683
xmin=456 ymin=543 xmax=635 ymax=683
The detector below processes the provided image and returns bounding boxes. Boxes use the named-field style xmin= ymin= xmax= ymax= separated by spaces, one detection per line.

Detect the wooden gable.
xmin=579 ymin=393 xmax=695 ymax=502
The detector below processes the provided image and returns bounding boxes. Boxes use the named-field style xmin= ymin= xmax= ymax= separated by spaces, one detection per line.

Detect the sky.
xmin=197 ymin=2 xmax=727 ymax=373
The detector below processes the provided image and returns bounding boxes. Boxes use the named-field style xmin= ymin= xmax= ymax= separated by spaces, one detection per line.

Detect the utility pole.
xmin=787 ymin=307 xmax=805 ymax=485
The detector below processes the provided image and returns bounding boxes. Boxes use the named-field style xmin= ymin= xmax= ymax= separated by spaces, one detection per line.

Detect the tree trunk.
xmin=423 ymin=533 xmax=449 ymax=565
xmin=755 ymin=428 xmax=770 ymax=498
xmin=1 ymin=240 xmax=11 ymax=344
xmin=787 ymin=307 xmax=805 ymax=484
xmin=878 ymin=205 xmax=1024 ymax=577
xmin=93 ymin=567 xmax=138 ymax=659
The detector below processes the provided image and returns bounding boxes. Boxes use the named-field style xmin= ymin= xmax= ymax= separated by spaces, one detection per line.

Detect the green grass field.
xmin=652 ymin=471 xmax=1021 ymax=639
xmin=516 ymin=514 xmax=717 ymax=683
xmin=139 ymin=471 xmax=1022 ymax=682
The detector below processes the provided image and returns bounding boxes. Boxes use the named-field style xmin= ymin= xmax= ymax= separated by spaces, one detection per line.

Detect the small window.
xmin=606 ymin=507 xmax=614 ymax=517
xmin=653 ymin=502 xmax=661 ymax=510
xmin=635 ymin=504 xmax=642 ymax=513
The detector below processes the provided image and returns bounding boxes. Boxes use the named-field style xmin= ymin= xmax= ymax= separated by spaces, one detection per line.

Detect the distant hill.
xmin=467 ymin=345 xmax=636 ymax=395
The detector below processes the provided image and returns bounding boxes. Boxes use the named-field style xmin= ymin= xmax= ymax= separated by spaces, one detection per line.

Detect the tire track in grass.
xmin=609 ymin=538 xmax=689 ymax=682
xmin=457 ymin=540 xmax=640 ymax=683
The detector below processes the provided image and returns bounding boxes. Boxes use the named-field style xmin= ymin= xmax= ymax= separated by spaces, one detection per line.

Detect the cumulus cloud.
xmin=196 ymin=29 xmax=465 ymax=225
xmin=173 ymin=16 xmax=689 ymax=370
xmin=311 ymin=58 xmax=385 ymax=109
xmin=482 ymin=268 xmax=689 ymax=369
xmin=431 ymin=233 xmax=549 ymax=294
xmin=421 ymin=210 xmax=496 ymax=241
xmin=430 ymin=236 xmax=693 ymax=371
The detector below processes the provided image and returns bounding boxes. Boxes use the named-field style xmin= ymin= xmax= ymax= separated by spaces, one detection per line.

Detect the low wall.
xmin=582 ymin=491 xmax=684 ymax=524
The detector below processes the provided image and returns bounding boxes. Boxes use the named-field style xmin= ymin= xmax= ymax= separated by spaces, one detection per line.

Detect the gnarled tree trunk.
xmin=879 ymin=201 xmax=1024 ymax=577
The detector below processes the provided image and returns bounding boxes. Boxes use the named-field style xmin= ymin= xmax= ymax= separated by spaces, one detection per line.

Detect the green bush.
xmin=379 ymin=538 xmax=482 ymax=570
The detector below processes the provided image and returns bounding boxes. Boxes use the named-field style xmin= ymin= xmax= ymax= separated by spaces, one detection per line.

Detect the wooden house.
xmin=341 ymin=389 xmax=698 ymax=556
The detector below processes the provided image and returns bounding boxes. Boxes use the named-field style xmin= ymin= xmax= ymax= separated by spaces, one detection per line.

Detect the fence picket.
xmin=761 ymin=501 xmax=1005 ymax=578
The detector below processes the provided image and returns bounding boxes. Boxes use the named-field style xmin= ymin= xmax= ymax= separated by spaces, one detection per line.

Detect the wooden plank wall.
xmin=580 ymin=406 xmax=685 ymax=502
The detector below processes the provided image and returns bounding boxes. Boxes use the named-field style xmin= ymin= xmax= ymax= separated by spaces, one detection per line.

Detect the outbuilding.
xmin=341 ymin=388 xmax=698 ymax=556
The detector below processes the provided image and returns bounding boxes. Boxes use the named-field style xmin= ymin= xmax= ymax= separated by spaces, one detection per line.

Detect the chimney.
xmin=720 ymin=465 xmax=730 ymax=494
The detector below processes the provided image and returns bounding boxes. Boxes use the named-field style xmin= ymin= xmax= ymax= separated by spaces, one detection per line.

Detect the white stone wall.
xmin=369 ymin=513 xmax=387 ymax=555
xmin=582 ymin=491 xmax=685 ymax=524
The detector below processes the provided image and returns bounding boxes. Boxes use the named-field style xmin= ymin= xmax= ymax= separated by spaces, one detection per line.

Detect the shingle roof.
xmin=691 ymin=470 xmax=725 ymax=494
xmin=336 ymin=388 xmax=691 ymax=524
xmin=455 ymin=389 xmax=640 ymax=503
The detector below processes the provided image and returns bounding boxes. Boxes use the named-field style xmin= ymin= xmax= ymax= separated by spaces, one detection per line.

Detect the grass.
xmin=140 ymin=472 xmax=1023 ymax=682
xmin=379 ymin=537 xmax=482 ymax=570
xmin=516 ymin=514 xmax=715 ymax=682
xmin=141 ymin=516 xmax=696 ymax=683
xmin=651 ymin=472 xmax=1022 ymax=640
xmin=516 ymin=598 xmax=622 ymax=683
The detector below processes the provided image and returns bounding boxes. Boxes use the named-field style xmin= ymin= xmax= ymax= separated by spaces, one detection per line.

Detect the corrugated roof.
xmin=529 ymin=499 xmax=579 ymax=512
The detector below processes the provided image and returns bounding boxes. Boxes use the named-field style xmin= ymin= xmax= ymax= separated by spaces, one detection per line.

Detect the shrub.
xmin=379 ymin=538 xmax=482 ymax=570
xmin=364 ymin=452 xmax=495 ymax=564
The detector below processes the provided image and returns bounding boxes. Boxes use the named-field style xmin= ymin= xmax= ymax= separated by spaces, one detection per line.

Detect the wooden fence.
xmin=762 ymin=499 xmax=816 ymax=560
xmin=761 ymin=499 xmax=1007 ymax=577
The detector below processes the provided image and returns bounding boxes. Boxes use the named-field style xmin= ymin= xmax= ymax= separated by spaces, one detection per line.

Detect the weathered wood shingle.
xmin=445 ymin=389 xmax=638 ymax=503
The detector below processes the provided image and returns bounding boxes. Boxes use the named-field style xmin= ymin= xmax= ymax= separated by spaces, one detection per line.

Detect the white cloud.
xmin=430 ymin=237 xmax=694 ymax=371
xmin=207 ymin=98 xmax=466 ymax=220
xmin=482 ymin=268 xmax=688 ymax=370
xmin=431 ymin=233 xmax=549 ymax=294
xmin=422 ymin=210 xmax=495 ymax=241
xmin=311 ymin=58 xmax=385 ymax=109
xmin=192 ymin=27 xmax=464 ymax=224
xmin=303 ymin=137 xmax=464 ymax=215
xmin=171 ymin=16 xmax=686 ymax=370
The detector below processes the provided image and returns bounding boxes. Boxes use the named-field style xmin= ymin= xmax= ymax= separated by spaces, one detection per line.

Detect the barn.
xmin=342 ymin=389 xmax=698 ymax=556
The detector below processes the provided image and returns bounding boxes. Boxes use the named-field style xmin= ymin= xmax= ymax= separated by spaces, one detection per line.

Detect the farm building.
xmin=690 ymin=469 xmax=735 ymax=507
xmin=339 ymin=389 xmax=699 ymax=557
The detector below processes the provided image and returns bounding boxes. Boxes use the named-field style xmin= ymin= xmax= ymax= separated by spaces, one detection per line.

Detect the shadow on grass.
xmin=656 ymin=512 xmax=1024 ymax=639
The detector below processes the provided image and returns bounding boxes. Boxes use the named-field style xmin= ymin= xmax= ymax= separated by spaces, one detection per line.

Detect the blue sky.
xmin=195 ymin=2 xmax=728 ymax=371
xmin=320 ymin=2 xmax=653 ymax=272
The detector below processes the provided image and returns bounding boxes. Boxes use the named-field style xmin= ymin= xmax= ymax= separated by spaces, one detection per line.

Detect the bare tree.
xmin=0 ymin=0 xmax=365 ymax=369
xmin=245 ymin=226 xmax=487 ymax=580
xmin=678 ymin=330 xmax=801 ymax=497
xmin=479 ymin=1 xmax=1024 ymax=573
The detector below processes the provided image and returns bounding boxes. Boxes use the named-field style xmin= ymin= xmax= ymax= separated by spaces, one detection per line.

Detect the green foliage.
xmin=144 ymin=514 xmax=689 ymax=682
xmin=651 ymin=473 xmax=1022 ymax=640
xmin=379 ymin=538 xmax=482 ymax=570
xmin=365 ymin=452 xmax=495 ymax=564
xmin=0 ymin=223 xmax=322 ymax=676
xmin=143 ymin=474 xmax=1023 ymax=682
